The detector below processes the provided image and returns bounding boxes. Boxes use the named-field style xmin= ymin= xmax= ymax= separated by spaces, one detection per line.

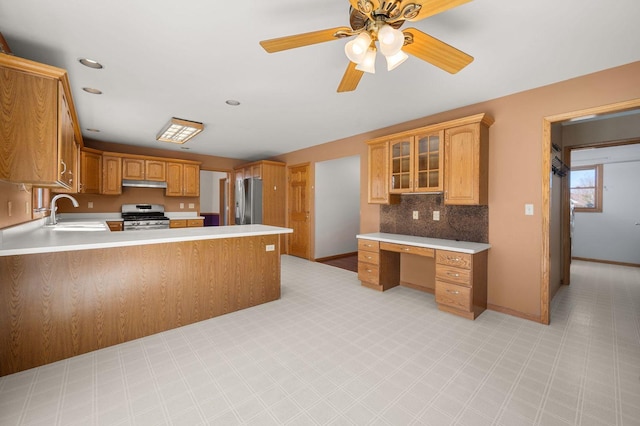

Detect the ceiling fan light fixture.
xmin=355 ymin=46 xmax=376 ymax=74
xmin=344 ymin=31 xmax=371 ymax=64
xmin=385 ymin=50 xmax=409 ymax=71
xmin=156 ymin=117 xmax=204 ymax=144
xmin=378 ymin=25 xmax=404 ymax=56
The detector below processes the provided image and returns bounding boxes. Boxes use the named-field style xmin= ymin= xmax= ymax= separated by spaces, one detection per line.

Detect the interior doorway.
xmin=542 ymin=99 xmax=640 ymax=324
xmin=200 ymin=169 xmax=231 ymax=226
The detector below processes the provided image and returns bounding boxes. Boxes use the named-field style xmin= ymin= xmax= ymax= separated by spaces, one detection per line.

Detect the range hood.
xmin=122 ymin=179 xmax=167 ymax=189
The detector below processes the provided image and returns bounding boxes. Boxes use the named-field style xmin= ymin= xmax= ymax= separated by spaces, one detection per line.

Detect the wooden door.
xmin=122 ymin=158 xmax=145 ymax=180
xmin=145 ymin=160 xmax=166 ymax=181
xmin=444 ymin=123 xmax=479 ymax=205
xmin=80 ymin=150 xmax=101 ymax=193
xmin=165 ymin=162 xmax=183 ymax=196
xmin=102 ymin=155 xmax=122 ymax=195
xmin=287 ymin=163 xmax=310 ymax=259
xmin=183 ymin=164 xmax=200 ymax=196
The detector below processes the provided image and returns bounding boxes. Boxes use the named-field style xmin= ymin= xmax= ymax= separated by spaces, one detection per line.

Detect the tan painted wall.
xmin=275 ymin=61 xmax=640 ymax=321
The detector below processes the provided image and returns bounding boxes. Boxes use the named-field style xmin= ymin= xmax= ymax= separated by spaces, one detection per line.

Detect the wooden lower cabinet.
xmin=0 ymin=234 xmax=281 ymax=376
xmin=357 ymin=238 xmax=488 ymax=320
xmin=170 ymin=218 xmax=204 ymax=228
xmin=106 ymin=221 xmax=123 ymax=231
xmin=435 ymin=250 xmax=487 ymax=319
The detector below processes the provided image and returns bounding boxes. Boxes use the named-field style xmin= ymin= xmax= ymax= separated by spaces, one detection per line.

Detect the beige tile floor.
xmin=0 ymin=257 xmax=638 ymax=425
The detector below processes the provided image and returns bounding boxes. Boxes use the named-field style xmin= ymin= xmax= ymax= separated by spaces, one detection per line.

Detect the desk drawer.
xmin=436 ymin=281 xmax=471 ymax=312
xmin=436 ymin=264 xmax=471 ymax=286
xmin=358 ymin=262 xmax=379 ymax=285
xmin=436 ymin=250 xmax=472 ymax=269
xmin=358 ymin=250 xmax=379 ymax=265
xmin=358 ymin=239 xmax=379 ymax=253
xmin=379 ymin=242 xmax=434 ymax=258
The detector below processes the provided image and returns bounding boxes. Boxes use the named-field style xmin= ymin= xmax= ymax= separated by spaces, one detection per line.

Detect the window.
xmin=570 ymin=164 xmax=603 ymax=212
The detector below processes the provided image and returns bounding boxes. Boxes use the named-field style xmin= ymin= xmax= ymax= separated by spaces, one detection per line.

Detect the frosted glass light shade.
xmin=385 ymin=50 xmax=408 ymax=71
xmin=377 ymin=24 xmax=404 ymax=56
xmin=355 ymin=47 xmax=376 ymax=74
xmin=344 ymin=32 xmax=372 ymax=64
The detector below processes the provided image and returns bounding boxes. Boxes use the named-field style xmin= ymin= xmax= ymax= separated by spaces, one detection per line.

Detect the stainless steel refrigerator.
xmin=235 ymin=178 xmax=263 ymax=225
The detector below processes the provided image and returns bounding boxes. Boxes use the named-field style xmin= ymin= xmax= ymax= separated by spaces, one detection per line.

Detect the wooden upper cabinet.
xmin=146 ymin=160 xmax=166 ymax=181
xmin=122 ymin=158 xmax=166 ymax=181
xmin=444 ymin=118 xmax=491 ymax=205
xmin=0 ymin=55 xmax=83 ymax=189
xmin=414 ymin=131 xmax=444 ymax=192
xmin=165 ymin=161 xmax=199 ymax=197
xmin=368 ymin=141 xmax=399 ymax=204
xmin=102 ymin=155 xmax=122 ymax=195
xmin=122 ymin=158 xmax=145 ymax=180
xmin=79 ymin=150 xmax=101 ymax=194
xmin=183 ymin=163 xmax=199 ymax=197
xmin=366 ymin=113 xmax=492 ymax=205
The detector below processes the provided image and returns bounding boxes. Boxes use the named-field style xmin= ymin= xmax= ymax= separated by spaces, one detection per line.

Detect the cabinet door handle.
xmin=402 ymin=247 xmax=411 ymax=251
xmin=60 ymin=160 xmax=67 ymax=176
xmin=447 ymin=272 xmax=460 ymax=277
xmin=446 ymin=289 xmax=460 ymax=295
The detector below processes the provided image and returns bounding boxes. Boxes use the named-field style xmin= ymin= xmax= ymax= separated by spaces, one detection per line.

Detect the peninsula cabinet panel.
xmin=0 ymin=235 xmax=281 ymax=376
xmin=102 ymin=154 xmax=122 ymax=195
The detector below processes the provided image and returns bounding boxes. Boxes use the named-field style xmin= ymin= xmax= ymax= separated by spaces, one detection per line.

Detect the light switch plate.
xmin=266 ymin=244 xmax=275 ymax=252
xmin=525 ymin=204 xmax=534 ymax=215
xmin=412 ymin=211 xmax=419 ymax=220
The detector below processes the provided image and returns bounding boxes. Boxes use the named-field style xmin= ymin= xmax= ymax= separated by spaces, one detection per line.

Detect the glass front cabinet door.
xmin=389 ymin=131 xmax=443 ymax=194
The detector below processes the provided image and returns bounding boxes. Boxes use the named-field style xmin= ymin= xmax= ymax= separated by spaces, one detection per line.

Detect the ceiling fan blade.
xmin=260 ymin=27 xmax=352 ymax=53
xmin=406 ymin=0 xmax=473 ymax=21
xmin=337 ymin=61 xmax=365 ymax=92
xmin=402 ymin=27 xmax=473 ymax=73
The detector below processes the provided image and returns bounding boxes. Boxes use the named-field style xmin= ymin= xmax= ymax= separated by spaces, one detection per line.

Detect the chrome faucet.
xmin=48 ymin=194 xmax=79 ymax=225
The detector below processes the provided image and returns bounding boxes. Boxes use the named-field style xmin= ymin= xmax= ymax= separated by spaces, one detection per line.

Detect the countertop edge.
xmin=357 ymin=233 xmax=491 ymax=254
xmin=1 ymin=225 xmax=293 ymax=257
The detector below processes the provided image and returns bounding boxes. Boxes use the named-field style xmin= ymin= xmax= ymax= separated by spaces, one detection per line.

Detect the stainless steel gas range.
xmin=121 ymin=204 xmax=170 ymax=231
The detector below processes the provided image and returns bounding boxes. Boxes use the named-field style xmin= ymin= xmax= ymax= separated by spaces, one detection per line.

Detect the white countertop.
xmin=0 ymin=219 xmax=292 ymax=257
xmin=357 ymin=232 xmax=491 ymax=254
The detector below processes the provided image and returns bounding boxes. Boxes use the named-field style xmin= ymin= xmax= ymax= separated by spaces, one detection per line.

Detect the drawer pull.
xmin=447 ymin=272 xmax=460 ymax=277
xmin=447 ymin=256 xmax=461 ymax=262
xmin=365 ymin=244 xmax=372 ymax=247
xmin=366 ymin=269 xmax=372 ymax=273
xmin=366 ymin=256 xmax=372 ymax=259
xmin=446 ymin=289 xmax=460 ymax=295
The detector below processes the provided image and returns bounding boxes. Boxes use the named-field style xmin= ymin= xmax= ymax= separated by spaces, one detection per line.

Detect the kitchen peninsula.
xmin=0 ymin=223 xmax=292 ymax=376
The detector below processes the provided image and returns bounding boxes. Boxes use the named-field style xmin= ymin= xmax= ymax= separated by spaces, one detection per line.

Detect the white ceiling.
xmin=2 ymin=0 xmax=640 ymax=161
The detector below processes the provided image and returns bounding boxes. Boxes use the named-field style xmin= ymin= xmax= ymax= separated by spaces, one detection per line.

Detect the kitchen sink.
xmin=48 ymin=221 xmax=109 ymax=231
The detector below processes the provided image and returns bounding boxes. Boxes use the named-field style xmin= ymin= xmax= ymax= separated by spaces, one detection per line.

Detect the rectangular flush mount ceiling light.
xmin=156 ymin=117 xmax=204 ymax=144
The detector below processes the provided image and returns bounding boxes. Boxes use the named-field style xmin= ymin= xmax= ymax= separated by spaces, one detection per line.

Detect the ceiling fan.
xmin=259 ymin=0 xmax=474 ymax=93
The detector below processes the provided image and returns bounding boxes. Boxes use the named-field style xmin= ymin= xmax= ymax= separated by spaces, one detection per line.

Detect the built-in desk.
xmin=356 ymin=233 xmax=491 ymax=320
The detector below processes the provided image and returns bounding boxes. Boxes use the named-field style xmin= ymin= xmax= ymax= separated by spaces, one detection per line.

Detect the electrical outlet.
xmin=412 ymin=211 xmax=419 ymax=220
xmin=88 ymin=201 xmax=94 ymax=209
xmin=265 ymin=244 xmax=275 ymax=252
xmin=433 ymin=211 xmax=440 ymax=221
xmin=180 ymin=203 xmax=184 ymax=209
xmin=525 ymin=204 xmax=534 ymax=216
xmin=188 ymin=203 xmax=195 ymax=209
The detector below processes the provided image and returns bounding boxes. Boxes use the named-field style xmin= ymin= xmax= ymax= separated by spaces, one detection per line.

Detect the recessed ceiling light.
xmin=82 ymin=87 xmax=102 ymax=94
xmin=86 ymin=128 xmax=100 ymax=132
xmin=79 ymin=58 xmax=103 ymax=69
xmin=225 ymin=100 xmax=241 ymax=106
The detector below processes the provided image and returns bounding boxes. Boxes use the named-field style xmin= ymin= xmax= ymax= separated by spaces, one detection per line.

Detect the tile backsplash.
xmin=380 ymin=194 xmax=488 ymax=243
